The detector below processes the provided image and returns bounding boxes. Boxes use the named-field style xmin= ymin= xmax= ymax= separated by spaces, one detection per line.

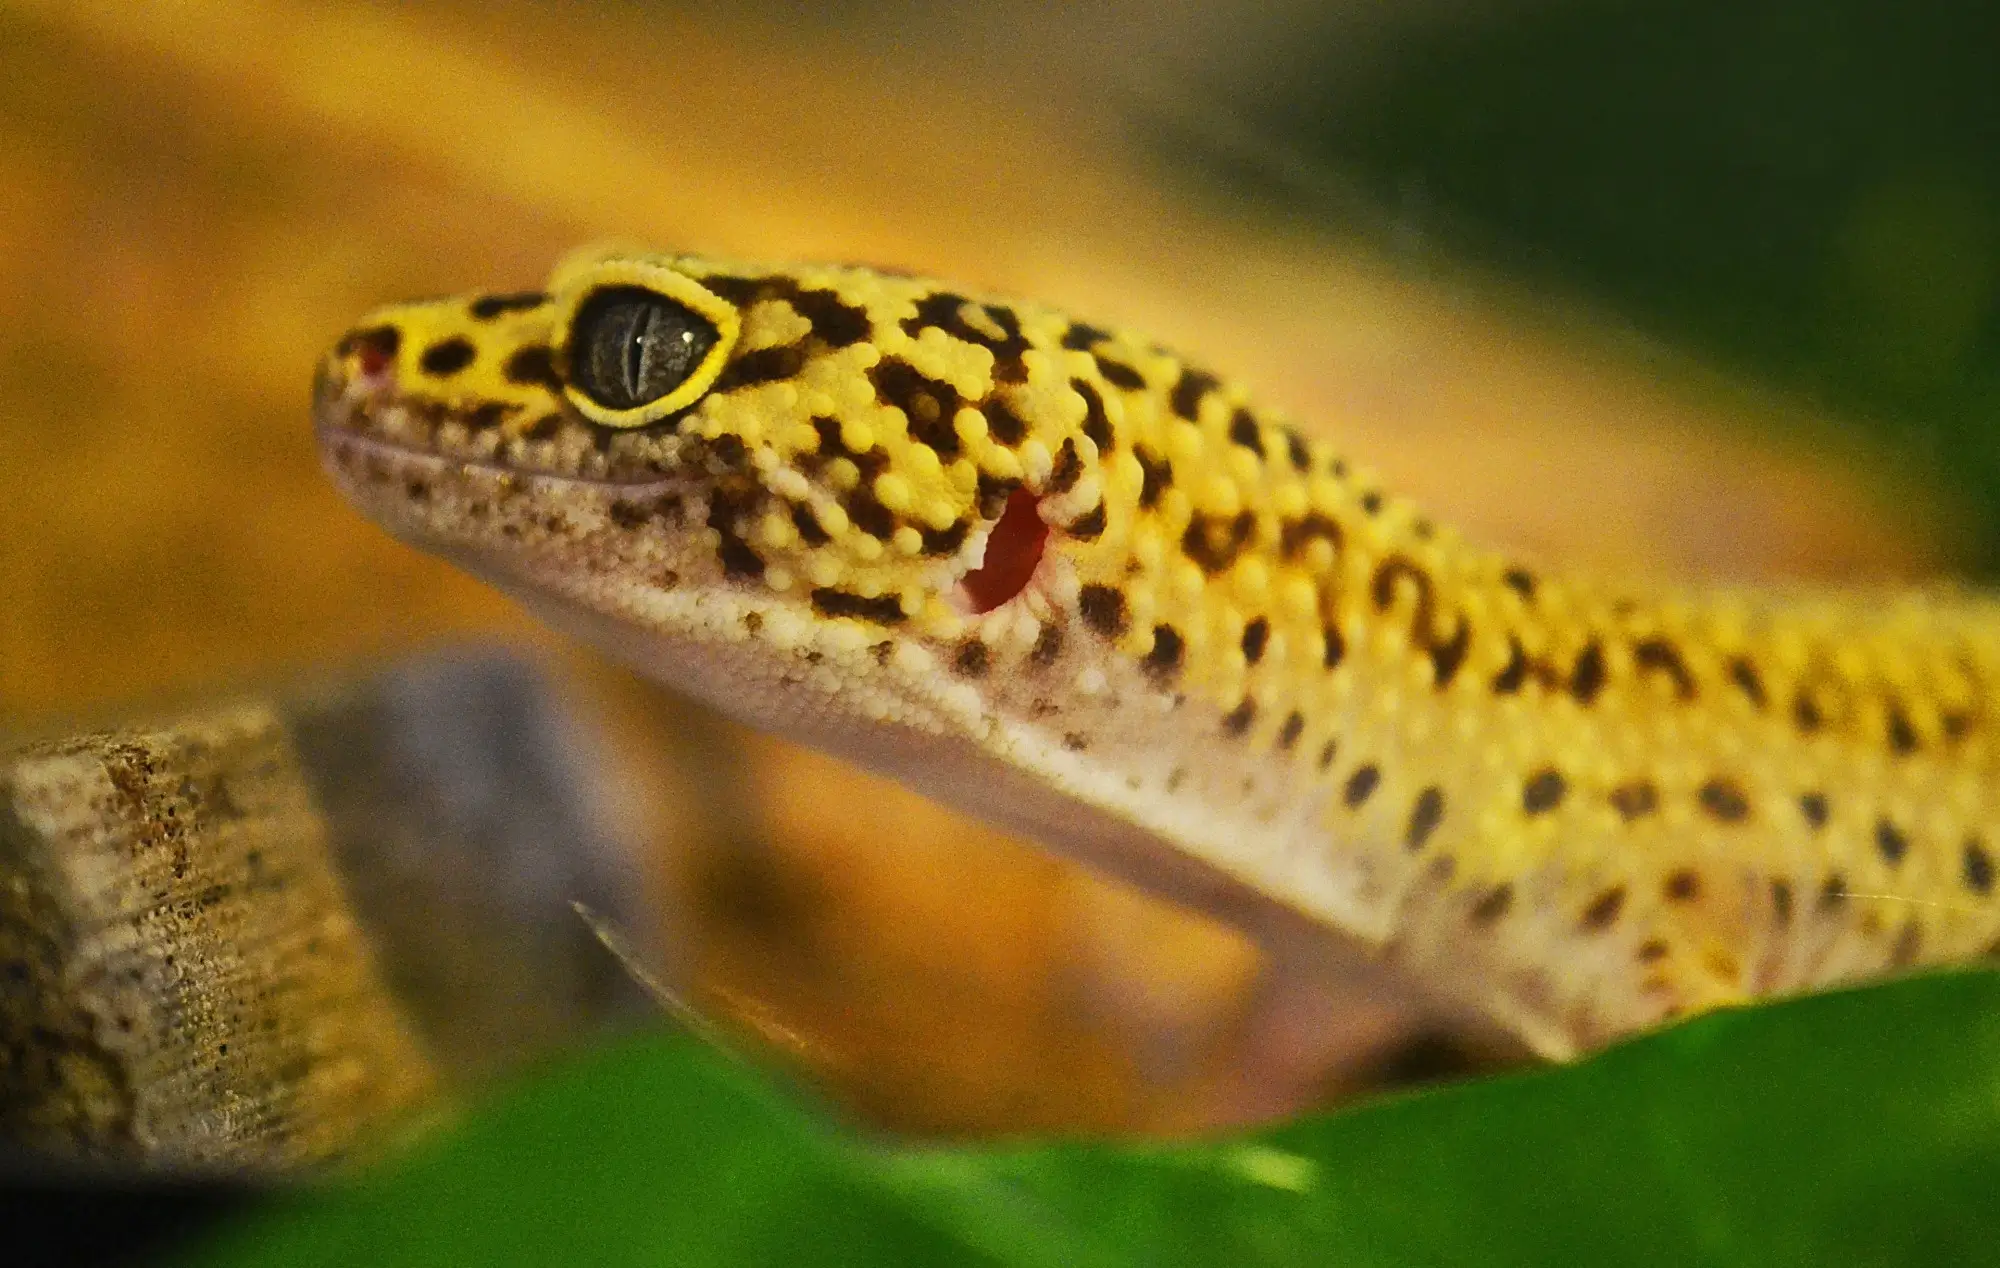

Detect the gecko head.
xmin=313 ymin=245 xmax=1164 ymax=741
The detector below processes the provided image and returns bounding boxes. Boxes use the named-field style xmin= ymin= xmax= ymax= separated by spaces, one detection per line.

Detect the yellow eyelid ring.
xmin=551 ymin=257 xmax=741 ymax=428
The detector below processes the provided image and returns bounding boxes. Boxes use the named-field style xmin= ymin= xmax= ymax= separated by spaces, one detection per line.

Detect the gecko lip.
xmin=313 ymin=421 xmax=684 ymax=492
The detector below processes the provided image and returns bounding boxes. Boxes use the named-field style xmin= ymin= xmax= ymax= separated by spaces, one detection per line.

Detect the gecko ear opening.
xmin=960 ymin=488 xmax=1048 ymax=613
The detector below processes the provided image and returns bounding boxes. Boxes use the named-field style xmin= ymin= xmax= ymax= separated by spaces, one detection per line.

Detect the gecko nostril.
xmin=340 ymin=324 xmax=401 ymax=379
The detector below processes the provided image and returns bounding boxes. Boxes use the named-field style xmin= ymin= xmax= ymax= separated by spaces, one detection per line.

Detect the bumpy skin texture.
xmin=315 ymin=245 xmax=2000 ymax=1059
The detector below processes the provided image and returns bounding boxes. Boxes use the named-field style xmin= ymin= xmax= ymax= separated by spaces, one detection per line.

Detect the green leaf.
xmin=179 ymin=970 xmax=2000 ymax=1268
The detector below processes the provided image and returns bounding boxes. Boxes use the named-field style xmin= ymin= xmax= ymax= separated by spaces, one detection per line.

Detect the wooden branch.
xmin=0 ymin=651 xmax=660 ymax=1171
xmin=0 ymin=704 xmax=435 ymax=1168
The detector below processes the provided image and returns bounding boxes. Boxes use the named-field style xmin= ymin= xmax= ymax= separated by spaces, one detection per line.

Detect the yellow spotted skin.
xmin=315 ymin=246 xmax=2000 ymax=1059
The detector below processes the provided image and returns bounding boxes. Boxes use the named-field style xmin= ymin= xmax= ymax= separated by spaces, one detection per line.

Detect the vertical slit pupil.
xmin=623 ymin=304 xmax=652 ymax=400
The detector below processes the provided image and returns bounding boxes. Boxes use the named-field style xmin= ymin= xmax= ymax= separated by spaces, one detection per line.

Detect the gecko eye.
xmin=570 ymin=286 xmax=720 ymax=410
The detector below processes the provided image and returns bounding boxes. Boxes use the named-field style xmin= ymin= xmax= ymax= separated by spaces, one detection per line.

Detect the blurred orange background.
xmin=0 ymin=0 xmax=1958 ymax=1134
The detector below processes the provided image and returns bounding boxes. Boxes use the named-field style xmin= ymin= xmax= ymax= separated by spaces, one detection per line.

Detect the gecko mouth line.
xmin=313 ymin=420 xmax=686 ymax=493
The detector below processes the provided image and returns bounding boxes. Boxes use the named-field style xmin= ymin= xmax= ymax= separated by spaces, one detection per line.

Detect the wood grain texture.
xmin=0 ymin=705 xmax=434 ymax=1167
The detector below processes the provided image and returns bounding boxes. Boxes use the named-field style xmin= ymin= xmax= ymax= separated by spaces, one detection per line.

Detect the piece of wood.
xmin=0 ymin=704 xmax=436 ymax=1168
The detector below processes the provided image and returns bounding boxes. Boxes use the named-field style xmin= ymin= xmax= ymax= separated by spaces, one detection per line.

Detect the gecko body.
xmin=315 ymin=246 xmax=2000 ymax=1059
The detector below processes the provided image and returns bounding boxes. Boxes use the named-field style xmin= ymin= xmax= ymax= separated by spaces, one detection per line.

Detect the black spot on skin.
xmin=1664 ymin=870 xmax=1702 ymax=903
xmin=1222 ymin=698 xmax=1257 ymax=736
xmin=976 ymin=472 xmax=1019 ymax=518
xmin=1066 ymin=503 xmax=1107 ymax=540
xmin=1964 ymin=839 xmax=1994 ymax=895
xmin=1470 ymin=885 xmax=1514 ymax=925
xmin=901 ymin=292 xmax=1029 ymax=367
xmin=1078 ymin=585 xmax=1128 ymax=636
xmin=714 ymin=531 xmax=763 ymax=579
xmin=791 ymin=288 xmax=872 ymax=347
xmin=1062 ymin=732 xmax=1088 ymax=752
xmin=1045 ymin=439 xmax=1084 ymax=496
xmin=715 ymin=342 xmax=809 ymax=394
xmin=869 ymin=358 xmax=964 ymax=457
xmin=1633 ymin=638 xmax=1697 ymax=700
xmin=609 ymin=501 xmax=652 ymax=529
xmin=1094 ymin=355 xmax=1146 ymax=390
xmin=1062 ymin=323 xmax=1110 ymax=351
xmin=982 ymin=398 xmax=1030 ymax=446
xmin=1581 ymin=886 xmax=1626 ymax=931
xmin=708 ymin=433 xmax=748 ymax=468
xmin=1280 ymin=514 xmax=1342 ymax=560
xmin=694 ymin=275 xmax=767 ymax=306
xmin=1182 ymin=511 xmax=1256 ymax=574
xmin=1501 ymin=568 xmax=1536 ymax=600
xmin=1492 ymin=639 xmax=1530 ymax=694
xmin=1145 ymin=625 xmax=1185 ymax=680
xmin=954 ymin=639 xmax=990 ymax=677
xmin=1570 ymin=641 xmax=1607 ymax=705
xmin=1285 ymin=430 xmax=1311 ymax=472
xmin=1406 ymin=787 xmax=1445 ymax=850
xmin=1031 ymin=624 xmax=1063 ymax=667
xmin=791 ymin=503 xmax=831 ymax=546
xmin=1227 ymin=407 xmax=1265 ymax=455
xmin=1135 ymin=446 xmax=1173 ymax=509
xmin=504 ymin=344 xmax=563 ymax=391
xmin=466 ymin=401 xmax=515 ymax=431
xmin=1318 ymin=739 xmax=1339 ymax=771
xmin=1370 ymin=558 xmax=1425 ymax=612
xmin=1344 ymin=764 xmax=1380 ymax=808
xmin=1891 ymin=920 xmax=1923 ymax=967
xmin=1800 ymin=792 xmax=1829 ymax=829
xmin=847 ymin=488 xmax=896 ymax=540
xmin=1610 ymin=781 xmax=1658 ymax=820
xmin=1322 ymin=625 xmax=1345 ymax=669
xmin=1429 ymin=620 xmax=1472 ymax=690
xmin=1874 ymin=818 xmax=1909 ymax=866
xmin=1371 ymin=556 xmax=1470 ymax=690
xmin=1820 ymin=873 xmax=1849 ymax=909
xmin=403 ymin=478 xmax=430 ymax=503
xmin=1278 ymin=712 xmax=1304 ymax=749
xmin=1698 ymin=778 xmax=1751 ymax=823
xmin=1359 ymin=491 xmax=1383 ymax=515
xmin=1241 ymin=618 xmax=1270 ymax=665
xmin=706 ymin=494 xmax=765 ymax=579
xmin=809 ymin=414 xmax=852 ymax=456
xmin=469 ymin=291 xmax=548 ymax=320
xmin=921 ymin=520 xmax=971 ymax=556
xmin=523 ymin=414 xmax=563 ymax=441
xmin=1637 ymin=939 xmax=1670 ymax=963
xmin=420 ymin=337 xmax=476 ymax=376
xmin=1793 ymin=692 xmax=1824 ymax=733
xmin=1074 ymin=380 xmax=1114 ymax=453
xmin=1885 ymin=702 xmax=1920 ymax=755
xmin=1168 ymin=369 xmax=1218 ymax=420
xmin=1771 ymin=879 xmax=1794 ymax=925
xmin=1522 ymin=768 xmax=1566 ymax=814
xmin=1727 ymin=657 xmax=1768 ymax=708
xmin=810 ymin=589 xmax=906 ymax=624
